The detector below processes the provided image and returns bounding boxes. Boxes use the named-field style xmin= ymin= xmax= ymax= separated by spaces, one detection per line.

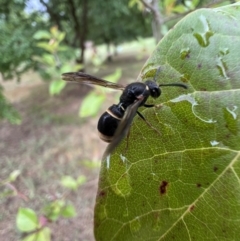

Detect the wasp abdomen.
xmin=97 ymin=104 xmax=124 ymax=143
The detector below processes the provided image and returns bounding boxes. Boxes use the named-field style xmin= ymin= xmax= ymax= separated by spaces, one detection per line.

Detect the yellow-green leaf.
xmin=61 ymin=176 xmax=78 ymax=190
xmin=104 ymin=68 xmax=122 ymax=83
xmin=16 ymin=208 xmax=38 ymax=232
xmin=49 ymin=80 xmax=66 ymax=96
xmin=79 ymin=91 xmax=105 ymax=118
xmin=33 ymin=30 xmax=51 ymax=40
xmin=61 ymin=203 xmax=76 ymax=218
xmin=22 ymin=227 xmax=51 ymax=241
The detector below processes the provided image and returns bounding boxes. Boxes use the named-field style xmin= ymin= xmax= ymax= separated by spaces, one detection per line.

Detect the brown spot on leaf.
xmin=159 ymin=180 xmax=168 ymax=195
xmin=153 ymin=212 xmax=160 ymax=219
xmin=225 ymin=133 xmax=230 ymax=139
xmin=98 ymin=190 xmax=106 ymax=197
xmin=196 ymin=183 xmax=202 ymax=188
xmin=214 ymin=166 xmax=218 ymax=172
xmin=189 ymin=205 xmax=195 ymax=211
xmin=197 ymin=63 xmax=202 ymax=68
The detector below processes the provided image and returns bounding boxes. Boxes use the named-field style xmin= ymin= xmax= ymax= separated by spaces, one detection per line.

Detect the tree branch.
xmin=39 ymin=0 xmax=62 ymax=30
xmin=140 ymin=0 xmax=156 ymax=13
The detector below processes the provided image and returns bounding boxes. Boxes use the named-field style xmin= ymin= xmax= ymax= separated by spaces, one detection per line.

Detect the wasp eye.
xmin=151 ymin=87 xmax=161 ymax=98
xmin=145 ymin=81 xmax=161 ymax=98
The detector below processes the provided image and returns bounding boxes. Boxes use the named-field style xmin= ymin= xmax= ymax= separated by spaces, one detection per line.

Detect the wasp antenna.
xmin=159 ymin=83 xmax=188 ymax=89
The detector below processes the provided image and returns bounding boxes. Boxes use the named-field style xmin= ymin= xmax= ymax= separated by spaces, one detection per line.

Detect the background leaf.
xmin=9 ymin=170 xmax=21 ymax=182
xmin=94 ymin=3 xmax=240 ymax=241
xmin=79 ymin=92 xmax=105 ymax=118
xmin=104 ymin=68 xmax=122 ymax=83
xmin=0 ymin=89 xmax=21 ymax=124
xmin=49 ymin=80 xmax=66 ymax=96
xmin=61 ymin=176 xmax=78 ymax=190
xmin=36 ymin=42 xmax=54 ymax=53
xmin=16 ymin=208 xmax=38 ymax=232
xmin=33 ymin=30 xmax=51 ymax=40
xmin=22 ymin=227 xmax=51 ymax=241
xmin=77 ymin=175 xmax=86 ymax=185
xmin=61 ymin=203 xmax=76 ymax=218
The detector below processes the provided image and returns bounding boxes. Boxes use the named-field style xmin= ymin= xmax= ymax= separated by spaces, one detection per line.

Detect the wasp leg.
xmin=143 ymin=104 xmax=155 ymax=108
xmin=137 ymin=111 xmax=161 ymax=136
xmin=145 ymin=103 xmax=164 ymax=109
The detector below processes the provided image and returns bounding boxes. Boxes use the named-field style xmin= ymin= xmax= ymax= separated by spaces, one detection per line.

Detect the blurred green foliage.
xmin=0 ymin=0 xmax=45 ymax=80
xmin=61 ymin=175 xmax=86 ymax=190
xmin=0 ymin=88 xmax=21 ymax=124
xmin=0 ymin=170 xmax=21 ymax=199
xmin=33 ymin=26 xmax=81 ymax=95
xmin=86 ymin=0 xmax=152 ymax=45
xmin=0 ymin=0 xmax=45 ymax=124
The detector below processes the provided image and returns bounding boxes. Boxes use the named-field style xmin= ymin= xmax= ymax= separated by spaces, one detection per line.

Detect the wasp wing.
xmin=102 ymin=96 xmax=144 ymax=162
xmin=62 ymin=72 xmax=125 ymax=90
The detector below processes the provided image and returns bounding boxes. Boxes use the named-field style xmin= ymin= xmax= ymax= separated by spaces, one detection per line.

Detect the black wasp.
xmin=62 ymin=70 xmax=187 ymax=160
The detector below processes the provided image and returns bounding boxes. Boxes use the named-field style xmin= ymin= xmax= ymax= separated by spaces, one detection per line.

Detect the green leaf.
xmin=33 ymin=30 xmax=51 ymax=40
xmin=192 ymin=0 xmax=200 ymax=8
xmin=104 ymin=68 xmax=122 ymax=83
xmin=22 ymin=233 xmax=37 ymax=241
xmin=49 ymin=80 xmax=66 ymax=95
xmin=58 ymin=46 xmax=69 ymax=52
xmin=61 ymin=203 xmax=76 ymax=218
xmin=50 ymin=26 xmax=58 ymax=37
xmin=60 ymin=63 xmax=75 ymax=73
xmin=43 ymin=200 xmax=65 ymax=221
xmin=94 ymin=3 xmax=240 ymax=241
xmin=128 ymin=0 xmax=144 ymax=10
xmin=76 ymin=175 xmax=86 ymax=185
xmin=172 ymin=5 xmax=187 ymax=13
xmin=0 ymin=89 xmax=21 ymax=124
xmin=9 ymin=170 xmax=21 ymax=182
xmin=164 ymin=0 xmax=176 ymax=8
xmin=36 ymin=42 xmax=53 ymax=53
xmin=16 ymin=208 xmax=38 ymax=232
xmin=79 ymin=91 xmax=105 ymax=118
xmin=61 ymin=176 xmax=78 ymax=190
xmin=22 ymin=227 xmax=51 ymax=241
xmin=36 ymin=227 xmax=51 ymax=241
xmin=58 ymin=32 xmax=66 ymax=43
xmin=83 ymin=160 xmax=101 ymax=168
xmin=73 ymin=64 xmax=84 ymax=71
xmin=41 ymin=54 xmax=55 ymax=66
